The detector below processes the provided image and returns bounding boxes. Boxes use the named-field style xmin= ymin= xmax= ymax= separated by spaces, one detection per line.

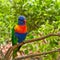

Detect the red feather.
xmin=14 ymin=25 xmax=27 ymax=33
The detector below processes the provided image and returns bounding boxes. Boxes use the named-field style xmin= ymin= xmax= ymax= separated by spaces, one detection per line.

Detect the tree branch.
xmin=4 ymin=33 xmax=60 ymax=60
xmin=14 ymin=48 xmax=60 ymax=60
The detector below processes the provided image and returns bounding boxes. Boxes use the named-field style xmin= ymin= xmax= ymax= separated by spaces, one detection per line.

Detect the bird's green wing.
xmin=11 ymin=27 xmax=18 ymax=45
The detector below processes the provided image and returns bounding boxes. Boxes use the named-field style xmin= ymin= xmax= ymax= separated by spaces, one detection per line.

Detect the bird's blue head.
xmin=18 ymin=16 xmax=26 ymax=25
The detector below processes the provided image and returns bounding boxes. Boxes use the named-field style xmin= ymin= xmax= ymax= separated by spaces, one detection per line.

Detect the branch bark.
xmin=4 ymin=33 xmax=60 ymax=60
xmin=14 ymin=48 xmax=60 ymax=60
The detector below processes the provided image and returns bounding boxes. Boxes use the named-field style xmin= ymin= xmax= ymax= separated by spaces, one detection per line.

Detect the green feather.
xmin=12 ymin=27 xmax=18 ymax=45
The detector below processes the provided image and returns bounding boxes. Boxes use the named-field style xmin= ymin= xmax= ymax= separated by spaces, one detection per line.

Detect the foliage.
xmin=0 ymin=0 xmax=60 ymax=60
xmin=0 ymin=0 xmax=60 ymax=41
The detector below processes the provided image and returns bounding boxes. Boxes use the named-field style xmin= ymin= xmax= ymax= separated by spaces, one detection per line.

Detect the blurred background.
xmin=0 ymin=0 xmax=60 ymax=60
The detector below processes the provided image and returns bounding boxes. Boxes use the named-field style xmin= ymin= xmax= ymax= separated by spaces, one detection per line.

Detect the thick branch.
xmin=4 ymin=33 xmax=60 ymax=60
xmin=14 ymin=48 xmax=60 ymax=60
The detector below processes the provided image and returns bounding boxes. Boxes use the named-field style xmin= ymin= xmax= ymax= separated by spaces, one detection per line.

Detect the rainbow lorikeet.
xmin=11 ymin=16 xmax=27 ymax=57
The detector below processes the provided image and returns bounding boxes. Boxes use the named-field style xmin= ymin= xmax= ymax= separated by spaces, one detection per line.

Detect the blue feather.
xmin=15 ymin=32 xmax=27 ymax=43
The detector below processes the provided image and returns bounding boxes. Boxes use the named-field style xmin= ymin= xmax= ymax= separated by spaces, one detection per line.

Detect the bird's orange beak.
xmin=24 ymin=20 xmax=26 ymax=23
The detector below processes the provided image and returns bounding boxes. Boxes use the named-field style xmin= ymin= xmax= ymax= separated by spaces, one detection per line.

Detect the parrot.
xmin=11 ymin=16 xmax=27 ymax=57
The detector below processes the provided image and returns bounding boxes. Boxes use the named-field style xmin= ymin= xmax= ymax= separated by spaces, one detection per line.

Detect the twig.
xmin=38 ymin=33 xmax=47 ymax=43
xmin=4 ymin=33 xmax=60 ymax=60
xmin=14 ymin=48 xmax=60 ymax=60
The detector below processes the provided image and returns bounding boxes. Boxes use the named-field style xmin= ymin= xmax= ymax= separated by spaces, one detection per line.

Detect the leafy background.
xmin=0 ymin=0 xmax=60 ymax=60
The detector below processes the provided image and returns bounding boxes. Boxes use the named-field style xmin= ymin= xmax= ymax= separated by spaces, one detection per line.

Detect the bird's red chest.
xmin=14 ymin=25 xmax=27 ymax=33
